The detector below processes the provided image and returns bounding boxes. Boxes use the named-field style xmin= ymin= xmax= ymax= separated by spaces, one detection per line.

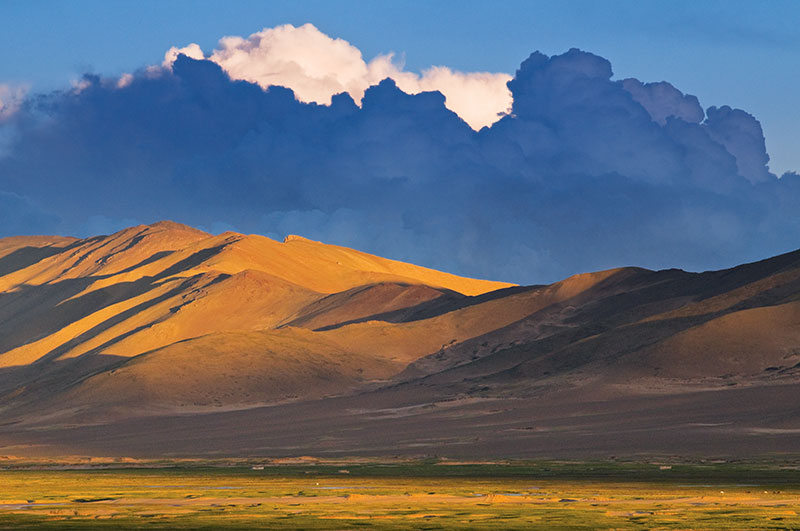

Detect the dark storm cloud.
xmin=0 ymin=50 xmax=796 ymax=283
xmin=621 ymin=78 xmax=704 ymax=125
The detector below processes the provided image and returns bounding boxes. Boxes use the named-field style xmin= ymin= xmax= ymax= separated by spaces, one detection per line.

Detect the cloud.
xmin=116 ymin=73 xmax=134 ymax=89
xmin=704 ymin=105 xmax=774 ymax=184
xmin=163 ymin=43 xmax=204 ymax=67
xmin=394 ymin=66 xmax=512 ymax=131
xmin=0 ymin=84 xmax=27 ymax=159
xmin=0 ymin=33 xmax=797 ymax=284
xmin=164 ymin=23 xmax=511 ymax=130
xmin=621 ymin=78 xmax=704 ymax=125
xmin=0 ymin=84 xmax=26 ymax=122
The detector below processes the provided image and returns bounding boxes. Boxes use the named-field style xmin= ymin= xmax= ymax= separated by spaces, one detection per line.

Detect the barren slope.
xmin=0 ymin=223 xmax=799 ymax=459
xmin=0 ymin=221 xmax=514 ymax=417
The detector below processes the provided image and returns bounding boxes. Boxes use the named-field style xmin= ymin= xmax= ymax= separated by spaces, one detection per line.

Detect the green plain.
xmin=0 ymin=461 xmax=798 ymax=529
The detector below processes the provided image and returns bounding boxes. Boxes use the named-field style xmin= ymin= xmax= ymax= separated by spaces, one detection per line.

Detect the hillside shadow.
xmin=32 ymin=273 xmax=230 ymax=366
xmin=0 ymin=353 xmax=130 ymax=421
xmin=0 ymin=244 xmax=229 ymax=355
xmin=401 ymin=261 xmax=800 ymax=389
xmin=312 ymin=284 xmax=540 ymax=331
xmin=0 ymin=246 xmax=69 ymax=277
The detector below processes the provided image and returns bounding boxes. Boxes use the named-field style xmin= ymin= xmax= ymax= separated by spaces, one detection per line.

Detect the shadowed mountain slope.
xmin=0 ymin=222 xmax=799 ymax=458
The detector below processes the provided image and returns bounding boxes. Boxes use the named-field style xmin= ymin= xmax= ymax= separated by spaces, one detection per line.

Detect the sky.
xmin=0 ymin=1 xmax=798 ymax=284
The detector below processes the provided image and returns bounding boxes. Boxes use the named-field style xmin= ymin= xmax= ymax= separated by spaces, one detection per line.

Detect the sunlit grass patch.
xmin=0 ymin=461 xmax=799 ymax=529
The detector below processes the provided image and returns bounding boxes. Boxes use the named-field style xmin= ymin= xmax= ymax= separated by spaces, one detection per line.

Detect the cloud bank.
xmin=0 ymin=26 xmax=798 ymax=284
xmin=164 ymin=24 xmax=512 ymax=130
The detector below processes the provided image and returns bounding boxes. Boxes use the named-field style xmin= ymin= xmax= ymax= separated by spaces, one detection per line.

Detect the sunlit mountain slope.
xmin=1 ymin=222 xmax=799 ymax=458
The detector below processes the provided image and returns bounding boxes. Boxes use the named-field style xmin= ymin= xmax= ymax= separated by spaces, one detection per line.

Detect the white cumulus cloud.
xmin=162 ymin=43 xmax=205 ymax=66
xmin=163 ymin=23 xmax=511 ymax=130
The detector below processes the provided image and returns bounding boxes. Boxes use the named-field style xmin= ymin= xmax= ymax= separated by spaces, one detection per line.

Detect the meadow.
xmin=0 ymin=460 xmax=798 ymax=529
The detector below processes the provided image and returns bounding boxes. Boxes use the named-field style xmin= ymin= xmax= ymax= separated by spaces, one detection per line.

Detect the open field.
xmin=1 ymin=461 xmax=799 ymax=529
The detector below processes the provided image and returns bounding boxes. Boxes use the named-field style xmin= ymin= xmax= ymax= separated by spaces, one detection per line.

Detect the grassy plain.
xmin=0 ymin=460 xmax=799 ymax=529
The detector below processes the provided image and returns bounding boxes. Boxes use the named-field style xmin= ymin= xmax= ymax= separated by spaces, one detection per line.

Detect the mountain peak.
xmin=283 ymin=234 xmax=315 ymax=243
xmin=146 ymin=220 xmax=208 ymax=234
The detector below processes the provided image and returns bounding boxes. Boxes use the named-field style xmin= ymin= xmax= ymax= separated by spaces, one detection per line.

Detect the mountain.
xmin=0 ymin=221 xmax=799 ymax=459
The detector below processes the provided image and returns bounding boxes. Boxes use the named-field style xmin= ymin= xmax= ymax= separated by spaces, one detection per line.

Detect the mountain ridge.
xmin=1 ymin=222 xmax=799 ymax=458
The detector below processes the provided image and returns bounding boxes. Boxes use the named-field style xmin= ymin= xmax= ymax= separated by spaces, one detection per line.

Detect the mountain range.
xmin=1 ymin=221 xmax=799 ymax=459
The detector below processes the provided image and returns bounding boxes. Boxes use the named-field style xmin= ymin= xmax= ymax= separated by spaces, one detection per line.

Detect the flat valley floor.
xmin=0 ymin=461 xmax=799 ymax=529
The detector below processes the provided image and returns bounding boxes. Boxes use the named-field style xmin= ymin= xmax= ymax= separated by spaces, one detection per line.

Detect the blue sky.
xmin=2 ymin=0 xmax=798 ymax=175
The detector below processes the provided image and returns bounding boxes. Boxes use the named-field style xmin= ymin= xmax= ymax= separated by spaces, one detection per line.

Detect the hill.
xmin=0 ymin=221 xmax=799 ymax=459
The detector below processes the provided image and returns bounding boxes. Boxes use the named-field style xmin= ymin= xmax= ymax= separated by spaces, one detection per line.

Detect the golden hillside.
xmin=0 ymin=221 xmax=523 ymax=415
xmin=0 ymin=221 xmax=511 ymax=369
xmin=1 ymin=221 xmax=800 ymax=458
